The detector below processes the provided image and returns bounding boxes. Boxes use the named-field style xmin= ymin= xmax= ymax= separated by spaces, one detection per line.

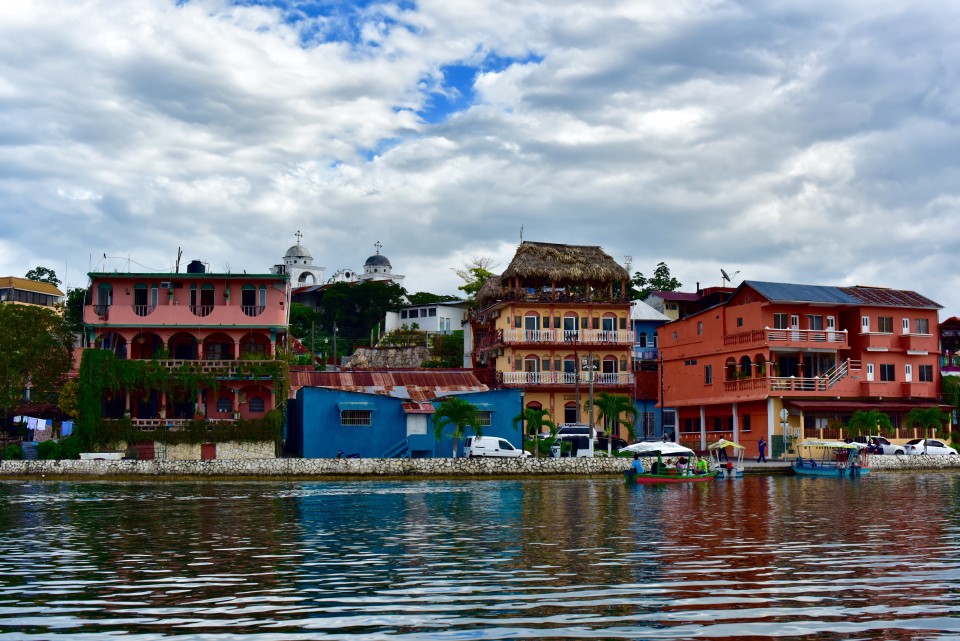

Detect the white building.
xmin=384 ymin=301 xmax=469 ymax=335
xmin=276 ymin=235 xmax=404 ymax=287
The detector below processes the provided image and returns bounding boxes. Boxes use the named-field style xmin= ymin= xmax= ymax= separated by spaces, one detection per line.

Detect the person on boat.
xmin=650 ymin=460 xmax=662 ymax=475
xmin=676 ymin=457 xmax=687 ymax=475
xmin=694 ymin=458 xmax=709 ymax=475
xmin=630 ymin=454 xmax=646 ymax=475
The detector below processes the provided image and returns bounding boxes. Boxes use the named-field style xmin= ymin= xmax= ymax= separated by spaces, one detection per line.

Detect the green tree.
xmin=407 ymin=292 xmax=461 ymax=305
xmin=318 ymin=280 xmax=407 ymax=340
xmin=631 ymin=262 xmax=682 ymax=299
xmin=64 ymin=287 xmax=88 ymax=334
xmin=846 ymin=410 xmax=893 ymax=438
xmin=905 ymin=407 xmax=950 ymax=445
xmin=592 ymin=393 xmax=639 ymax=454
xmin=512 ymin=407 xmax=557 ymax=458
xmin=422 ymin=331 xmax=464 ymax=368
xmin=432 ymin=397 xmax=481 ymax=458
xmin=453 ymin=257 xmax=497 ymax=299
xmin=24 ymin=266 xmax=61 ymax=288
xmin=288 ymin=302 xmax=321 ymax=340
xmin=0 ymin=304 xmax=74 ymax=426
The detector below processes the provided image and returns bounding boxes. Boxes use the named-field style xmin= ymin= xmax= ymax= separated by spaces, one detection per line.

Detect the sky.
xmin=3 ymin=0 xmax=960 ymax=313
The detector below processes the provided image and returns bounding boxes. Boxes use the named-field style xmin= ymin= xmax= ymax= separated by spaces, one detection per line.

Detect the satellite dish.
xmin=721 ymin=268 xmax=740 ymax=284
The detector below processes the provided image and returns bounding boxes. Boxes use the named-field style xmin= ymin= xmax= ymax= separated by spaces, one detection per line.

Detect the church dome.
xmin=285 ymin=244 xmax=312 ymax=260
xmin=364 ymin=253 xmax=391 ymax=268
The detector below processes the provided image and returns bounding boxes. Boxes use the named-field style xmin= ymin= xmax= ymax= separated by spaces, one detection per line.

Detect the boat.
xmin=792 ymin=439 xmax=870 ymax=477
xmin=707 ymin=439 xmax=745 ymax=479
xmin=620 ymin=441 xmax=719 ymax=484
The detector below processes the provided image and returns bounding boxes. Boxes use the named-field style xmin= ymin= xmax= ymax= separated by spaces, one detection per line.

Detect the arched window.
xmin=755 ymin=354 xmax=766 ymax=376
xmin=248 ymin=397 xmax=265 ymax=413
xmin=725 ymin=358 xmax=738 ymax=381
xmin=740 ymin=356 xmax=752 ymax=378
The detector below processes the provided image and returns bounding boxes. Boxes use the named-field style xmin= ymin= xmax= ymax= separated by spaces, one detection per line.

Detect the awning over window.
xmin=337 ymin=401 xmax=375 ymax=411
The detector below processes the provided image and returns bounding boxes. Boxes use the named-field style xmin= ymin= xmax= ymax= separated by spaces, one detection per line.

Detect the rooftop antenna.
xmin=520 ymin=225 xmax=524 ymax=243
xmin=175 ymin=247 xmax=182 ymax=273
xmin=720 ymin=268 xmax=740 ymax=285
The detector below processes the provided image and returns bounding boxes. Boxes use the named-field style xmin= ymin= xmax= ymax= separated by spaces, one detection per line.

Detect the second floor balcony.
xmin=499 ymin=371 xmax=634 ymax=387
xmin=724 ymin=328 xmax=848 ymax=349
xmin=479 ymin=328 xmax=634 ymax=351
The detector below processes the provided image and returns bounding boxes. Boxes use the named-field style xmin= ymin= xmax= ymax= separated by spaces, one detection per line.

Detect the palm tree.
xmin=905 ymin=407 xmax=950 ymax=452
xmin=591 ymin=393 xmax=639 ymax=455
xmin=513 ymin=407 xmax=557 ymax=458
xmin=846 ymin=410 xmax=893 ymax=438
xmin=432 ymin=397 xmax=481 ymax=458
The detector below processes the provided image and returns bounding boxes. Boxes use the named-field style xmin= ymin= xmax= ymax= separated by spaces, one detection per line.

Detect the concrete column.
xmin=699 ymin=405 xmax=706 ymax=451
xmin=732 ymin=402 xmax=739 ymax=443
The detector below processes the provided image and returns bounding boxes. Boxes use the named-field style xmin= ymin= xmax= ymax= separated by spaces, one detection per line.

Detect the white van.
xmin=464 ymin=436 xmax=530 ymax=458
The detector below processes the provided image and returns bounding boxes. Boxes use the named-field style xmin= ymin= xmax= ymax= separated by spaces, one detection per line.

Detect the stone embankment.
xmin=2 ymin=455 xmax=958 ymax=478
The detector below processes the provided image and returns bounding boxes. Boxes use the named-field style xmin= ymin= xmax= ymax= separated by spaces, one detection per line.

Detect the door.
xmin=790 ymin=314 xmax=800 ymax=340
xmin=524 ymin=356 xmax=540 ymax=384
xmin=523 ymin=314 xmax=541 ymax=341
xmin=905 ymin=364 xmax=913 ymax=382
xmin=827 ymin=316 xmax=837 ymax=342
xmin=563 ymin=315 xmax=578 ymax=342
xmin=601 ymin=316 xmax=617 ymax=341
xmin=866 ymin=363 xmax=875 ymax=382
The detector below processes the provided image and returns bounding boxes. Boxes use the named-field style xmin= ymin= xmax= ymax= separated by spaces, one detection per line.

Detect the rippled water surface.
xmin=2 ymin=474 xmax=960 ymax=640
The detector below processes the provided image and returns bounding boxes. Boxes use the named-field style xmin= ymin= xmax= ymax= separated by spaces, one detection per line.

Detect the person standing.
xmin=757 ymin=437 xmax=767 ymax=463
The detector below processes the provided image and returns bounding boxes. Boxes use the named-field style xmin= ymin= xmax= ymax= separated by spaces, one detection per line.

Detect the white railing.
xmin=501 ymin=371 xmax=634 ymax=385
xmin=502 ymin=328 xmax=635 ymax=344
xmin=766 ymin=328 xmax=848 ymax=344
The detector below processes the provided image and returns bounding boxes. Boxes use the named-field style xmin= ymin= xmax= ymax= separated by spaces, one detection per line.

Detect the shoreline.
xmin=1 ymin=454 xmax=957 ymax=479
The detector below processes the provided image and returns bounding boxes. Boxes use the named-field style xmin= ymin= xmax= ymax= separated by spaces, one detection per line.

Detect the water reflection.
xmin=0 ymin=475 xmax=958 ymax=639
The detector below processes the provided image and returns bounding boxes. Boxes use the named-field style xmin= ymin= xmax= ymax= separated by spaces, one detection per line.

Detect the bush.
xmin=0 ymin=444 xmax=22 ymax=460
xmin=37 ymin=440 xmax=59 ymax=460
xmin=56 ymin=436 xmax=82 ymax=460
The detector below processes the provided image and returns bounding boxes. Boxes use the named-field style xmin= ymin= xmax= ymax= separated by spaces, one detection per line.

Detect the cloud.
xmin=0 ymin=0 xmax=959 ymax=314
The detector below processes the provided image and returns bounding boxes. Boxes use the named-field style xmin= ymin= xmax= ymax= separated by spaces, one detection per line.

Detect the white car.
xmin=464 ymin=436 xmax=531 ymax=458
xmin=853 ymin=435 xmax=905 ymax=455
xmin=903 ymin=439 xmax=958 ymax=456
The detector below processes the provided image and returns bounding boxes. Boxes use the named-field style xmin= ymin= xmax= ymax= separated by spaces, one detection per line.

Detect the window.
xmin=919 ymin=364 xmax=934 ymax=382
xmin=217 ymin=398 xmax=232 ymax=413
xmin=672 ymin=331 xmax=678 ymax=341
xmin=696 ymin=321 xmax=703 ymax=335
xmin=704 ymin=365 xmax=713 ymax=385
xmin=248 ymin=397 xmax=265 ymax=413
xmin=807 ymin=315 xmax=823 ymax=330
xmin=410 ymin=309 xmax=419 ymax=318
xmin=915 ymin=318 xmax=929 ymax=334
xmin=878 ymin=317 xmax=893 ymax=333
xmin=341 ymin=410 xmax=372 ymax=426
xmin=477 ymin=411 xmax=492 ymax=427
xmin=401 ymin=310 xmax=408 ymax=319
xmin=742 ymin=414 xmax=751 ymax=432
xmin=880 ymin=364 xmax=895 ymax=382
xmin=638 ymin=332 xmax=647 ymax=348
xmin=712 ymin=417 xmax=722 ymax=432
xmin=429 ymin=308 xmax=437 ymax=317
xmin=774 ymin=313 xmax=789 ymax=329
xmin=737 ymin=317 xmax=743 ymax=327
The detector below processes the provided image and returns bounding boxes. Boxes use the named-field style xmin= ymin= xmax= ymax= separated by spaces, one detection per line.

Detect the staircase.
xmin=823 ymin=359 xmax=861 ymax=389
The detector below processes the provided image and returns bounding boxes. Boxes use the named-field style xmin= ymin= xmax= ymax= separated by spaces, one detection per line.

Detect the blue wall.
xmin=294 ymin=387 xmax=523 ymax=458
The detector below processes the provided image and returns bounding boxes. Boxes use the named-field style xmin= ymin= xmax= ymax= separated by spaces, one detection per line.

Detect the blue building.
xmin=288 ymin=370 xmax=523 ymax=458
xmin=630 ymin=300 xmax=676 ymax=440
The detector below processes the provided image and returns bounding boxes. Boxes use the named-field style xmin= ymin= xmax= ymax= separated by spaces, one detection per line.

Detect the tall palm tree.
xmin=591 ymin=393 xmax=638 ymax=455
xmin=432 ymin=397 xmax=481 ymax=458
xmin=905 ymin=407 xmax=950 ymax=451
xmin=512 ymin=407 xmax=557 ymax=458
xmin=846 ymin=410 xmax=893 ymax=438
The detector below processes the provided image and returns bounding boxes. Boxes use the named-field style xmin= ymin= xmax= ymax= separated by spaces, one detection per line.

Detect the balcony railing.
xmin=241 ymin=304 xmax=265 ymax=317
xmin=500 ymin=371 xmax=634 ymax=386
xmin=724 ymin=328 xmax=848 ymax=347
xmin=132 ymin=304 xmax=156 ymax=317
xmin=190 ymin=305 xmax=214 ymax=317
xmin=499 ymin=328 xmax=635 ymax=345
xmin=94 ymin=304 xmax=110 ymax=317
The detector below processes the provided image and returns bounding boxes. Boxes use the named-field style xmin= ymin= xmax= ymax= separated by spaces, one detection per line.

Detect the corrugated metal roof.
xmin=745 ymin=281 xmax=860 ymax=304
xmin=648 ymin=291 xmax=701 ymax=302
xmin=840 ymin=286 xmax=941 ymax=309
xmin=290 ymin=369 xmax=488 ymax=401
xmin=401 ymin=402 xmax=436 ymax=414
xmin=0 ymin=277 xmax=64 ymax=297
xmin=630 ymin=300 xmax=670 ymax=321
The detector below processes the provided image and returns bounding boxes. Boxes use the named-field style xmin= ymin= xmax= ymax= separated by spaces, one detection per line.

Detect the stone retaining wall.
xmin=1 ymin=455 xmax=957 ymax=478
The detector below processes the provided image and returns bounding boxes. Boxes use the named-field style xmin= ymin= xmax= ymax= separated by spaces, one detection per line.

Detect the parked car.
xmin=903 ymin=439 xmax=958 ymax=456
xmin=555 ymin=424 xmax=595 ymax=457
xmin=852 ymin=435 xmax=905 ymax=455
xmin=464 ymin=436 xmax=531 ymax=458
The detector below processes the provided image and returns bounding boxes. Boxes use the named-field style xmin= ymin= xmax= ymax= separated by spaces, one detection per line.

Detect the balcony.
xmin=132 ymin=304 xmax=156 ymax=317
xmin=485 ymin=328 xmax=634 ymax=349
xmin=242 ymin=304 xmax=265 ymax=317
xmin=634 ymin=347 xmax=658 ymax=361
xmin=724 ymin=328 xmax=848 ymax=350
xmin=900 ymin=333 xmax=934 ymax=351
xmin=191 ymin=305 xmax=214 ymax=318
xmin=500 ymin=371 xmax=634 ymax=387
xmin=94 ymin=304 xmax=110 ymax=318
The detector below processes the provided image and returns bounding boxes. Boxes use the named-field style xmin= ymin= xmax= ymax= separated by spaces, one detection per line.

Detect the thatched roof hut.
xmin=475 ymin=241 xmax=630 ymax=307
xmin=500 ymin=241 xmax=629 ymax=285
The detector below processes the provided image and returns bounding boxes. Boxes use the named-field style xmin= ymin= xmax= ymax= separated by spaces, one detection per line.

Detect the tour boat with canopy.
xmin=707 ymin=439 xmax=745 ymax=479
xmin=793 ymin=439 xmax=870 ymax=477
xmin=620 ymin=441 xmax=719 ymax=484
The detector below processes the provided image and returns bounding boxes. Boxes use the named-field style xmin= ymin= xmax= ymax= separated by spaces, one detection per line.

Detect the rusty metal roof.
xmin=289 ymin=369 xmax=488 ymax=401
xmin=401 ymin=402 xmax=436 ymax=414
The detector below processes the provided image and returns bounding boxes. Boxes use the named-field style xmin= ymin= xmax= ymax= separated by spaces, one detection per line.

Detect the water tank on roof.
xmin=186 ymin=260 xmax=206 ymax=274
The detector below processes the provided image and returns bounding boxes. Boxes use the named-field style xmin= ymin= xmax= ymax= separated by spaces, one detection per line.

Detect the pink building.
xmin=660 ymin=281 xmax=943 ymax=458
xmin=82 ymin=263 xmax=290 ymax=439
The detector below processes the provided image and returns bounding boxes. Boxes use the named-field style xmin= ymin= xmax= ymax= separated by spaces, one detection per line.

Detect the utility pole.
xmin=587 ymin=350 xmax=595 ymax=436
xmin=574 ymin=350 xmax=580 ymax=424
xmin=332 ymin=323 xmax=338 ymax=371
xmin=659 ymin=351 xmax=666 ymax=441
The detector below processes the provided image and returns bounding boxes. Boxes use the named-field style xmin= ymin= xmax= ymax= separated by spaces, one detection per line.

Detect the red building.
xmin=660 ymin=281 xmax=942 ymax=458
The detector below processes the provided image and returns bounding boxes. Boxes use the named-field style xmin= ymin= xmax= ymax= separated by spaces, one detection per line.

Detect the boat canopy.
xmin=620 ymin=441 xmax=696 ymax=457
xmin=708 ymin=439 xmax=745 ymax=451
xmin=796 ymin=439 xmax=867 ymax=450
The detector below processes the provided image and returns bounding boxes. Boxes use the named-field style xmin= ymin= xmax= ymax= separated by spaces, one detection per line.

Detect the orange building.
xmin=470 ymin=242 xmax=634 ymax=433
xmin=81 ymin=262 xmax=290 ymax=457
xmin=660 ymin=281 xmax=942 ymax=458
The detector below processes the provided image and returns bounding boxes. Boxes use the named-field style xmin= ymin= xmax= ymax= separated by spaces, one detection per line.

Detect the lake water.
xmin=1 ymin=473 xmax=959 ymax=640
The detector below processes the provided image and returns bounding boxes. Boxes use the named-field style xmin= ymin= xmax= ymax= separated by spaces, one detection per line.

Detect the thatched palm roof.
xmin=500 ymin=241 xmax=629 ymax=284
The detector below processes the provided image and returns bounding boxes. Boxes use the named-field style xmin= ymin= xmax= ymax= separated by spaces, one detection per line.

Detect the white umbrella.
xmin=620 ymin=441 xmax=696 ymax=457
